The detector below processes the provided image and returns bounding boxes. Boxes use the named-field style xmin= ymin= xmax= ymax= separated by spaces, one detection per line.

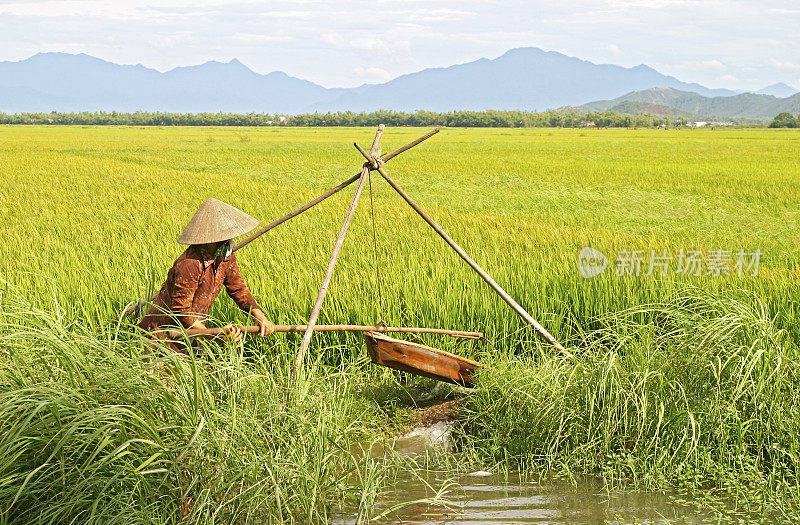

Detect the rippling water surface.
xmin=336 ymin=470 xmax=709 ymax=524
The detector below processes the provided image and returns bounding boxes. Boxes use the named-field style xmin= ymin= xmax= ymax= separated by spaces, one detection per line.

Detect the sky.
xmin=1 ymin=0 xmax=798 ymax=90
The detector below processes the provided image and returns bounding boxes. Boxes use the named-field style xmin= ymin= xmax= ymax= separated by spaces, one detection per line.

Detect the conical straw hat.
xmin=178 ymin=198 xmax=260 ymax=245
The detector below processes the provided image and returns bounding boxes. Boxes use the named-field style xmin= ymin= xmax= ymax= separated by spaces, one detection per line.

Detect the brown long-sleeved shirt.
xmin=139 ymin=246 xmax=260 ymax=346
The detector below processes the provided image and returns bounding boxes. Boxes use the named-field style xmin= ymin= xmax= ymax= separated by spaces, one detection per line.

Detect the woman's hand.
xmin=252 ymin=309 xmax=275 ymax=336
xmin=222 ymin=324 xmax=244 ymax=344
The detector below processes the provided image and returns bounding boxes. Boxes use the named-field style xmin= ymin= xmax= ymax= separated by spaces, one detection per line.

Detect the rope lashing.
xmin=363 ymin=151 xmax=384 ymax=170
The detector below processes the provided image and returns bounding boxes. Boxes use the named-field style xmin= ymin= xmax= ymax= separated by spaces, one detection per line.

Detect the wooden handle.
xmin=162 ymin=324 xmax=484 ymax=340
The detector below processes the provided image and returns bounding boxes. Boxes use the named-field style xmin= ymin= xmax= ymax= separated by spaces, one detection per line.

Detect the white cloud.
xmin=0 ymin=0 xmax=163 ymax=20
xmin=150 ymin=31 xmax=196 ymax=50
xmin=609 ymin=0 xmax=694 ymax=8
xmin=770 ymin=58 xmax=800 ymax=71
xmin=702 ymin=59 xmax=727 ymax=70
xmin=318 ymin=33 xmax=410 ymax=59
xmin=347 ymin=38 xmax=393 ymax=54
xmin=396 ymin=8 xmax=476 ymax=22
xmin=231 ymin=33 xmax=293 ymax=44
xmin=605 ymin=44 xmax=622 ymax=56
xmin=251 ymin=10 xmax=319 ymax=20
xmin=443 ymin=30 xmax=541 ymax=46
xmin=353 ymin=66 xmax=393 ymax=82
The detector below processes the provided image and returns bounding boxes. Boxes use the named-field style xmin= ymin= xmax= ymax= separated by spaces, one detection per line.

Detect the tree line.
xmin=0 ymin=110 xmax=690 ymax=128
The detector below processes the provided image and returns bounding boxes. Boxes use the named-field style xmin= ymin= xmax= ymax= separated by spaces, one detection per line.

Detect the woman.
xmin=139 ymin=197 xmax=274 ymax=352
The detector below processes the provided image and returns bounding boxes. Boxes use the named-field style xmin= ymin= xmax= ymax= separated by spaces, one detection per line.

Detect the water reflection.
xmin=338 ymin=471 xmax=709 ymax=524
xmin=340 ymin=416 xmax=710 ymax=524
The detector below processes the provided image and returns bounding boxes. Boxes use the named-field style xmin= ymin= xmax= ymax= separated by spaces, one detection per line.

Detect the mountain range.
xmin=580 ymin=87 xmax=800 ymax=121
xmin=0 ymin=48 xmax=797 ymax=120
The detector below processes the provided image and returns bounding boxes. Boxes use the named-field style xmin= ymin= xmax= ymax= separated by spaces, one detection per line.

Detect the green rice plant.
xmin=0 ymin=126 xmax=798 ymax=347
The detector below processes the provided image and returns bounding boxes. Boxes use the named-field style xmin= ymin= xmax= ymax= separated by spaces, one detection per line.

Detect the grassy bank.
xmin=0 ymin=289 xmax=441 ymax=523
xmin=462 ymin=288 xmax=800 ymax=521
xmin=3 ymin=287 xmax=798 ymax=522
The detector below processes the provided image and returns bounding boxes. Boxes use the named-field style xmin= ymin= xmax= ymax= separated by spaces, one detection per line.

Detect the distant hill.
xmin=581 ymin=87 xmax=800 ymax=121
xmin=589 ymin=100 xmax=696 ymax=120
xmin=755 ymin=83 xmax=798 ymax=98
xmin=0 ymin=48 xmax=749 ymax=114
xmin=0 ymin=52 xmax=334 ymax=113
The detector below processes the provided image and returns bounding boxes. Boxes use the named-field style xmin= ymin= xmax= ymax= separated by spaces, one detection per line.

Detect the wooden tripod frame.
xmin=284 ymin=125 xmax=565 ymax=393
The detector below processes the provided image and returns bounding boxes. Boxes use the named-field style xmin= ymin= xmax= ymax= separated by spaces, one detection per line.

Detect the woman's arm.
xmin=223 ymin=256 xmax=274 ymax=336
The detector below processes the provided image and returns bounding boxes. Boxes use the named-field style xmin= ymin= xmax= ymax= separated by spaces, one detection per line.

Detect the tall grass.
xmin=0 ymin=288 xmax=437 ymax=523
xmin=462 ymin=287 xmax=800 ymax=520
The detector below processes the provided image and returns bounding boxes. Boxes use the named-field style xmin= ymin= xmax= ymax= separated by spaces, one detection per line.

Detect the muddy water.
xmin=361 ymin=471 xmax=709 ymax=524
xmin=341 ymin=421 xmax=712 ymax=524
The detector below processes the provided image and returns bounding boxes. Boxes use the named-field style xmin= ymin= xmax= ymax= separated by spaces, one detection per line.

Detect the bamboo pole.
xmin=233 ymin=172 xmax=362 ymax=252
xmin=287 ymin=125 xmax=385 ymax=393
xmin=292 ymin=165 xmax=369 ymax=366
xmin=353 ymin=142 xmax=566 ymax=352
xmin=369 ymin=124 xmax=386 ymax=159
xmin=288 ymin=166 xmax=368 ymax=389
xmin=234 ymin=127 xmax=440 ymax=251
xmin=121 ymin=128 xmax=442 ymax=320
xmin=381 ymin=127 xmax=440 ymax=163
xmin=164 ymin=324 xmax=483 ymax=340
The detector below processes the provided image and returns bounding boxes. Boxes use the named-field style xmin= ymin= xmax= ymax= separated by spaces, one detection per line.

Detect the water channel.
xmin=338 ymin=420 xmax=715 ymax=524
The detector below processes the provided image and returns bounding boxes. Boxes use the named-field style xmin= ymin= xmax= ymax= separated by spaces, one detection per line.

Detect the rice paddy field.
xmin=0 ymin=125 xmax=799 ymax=523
